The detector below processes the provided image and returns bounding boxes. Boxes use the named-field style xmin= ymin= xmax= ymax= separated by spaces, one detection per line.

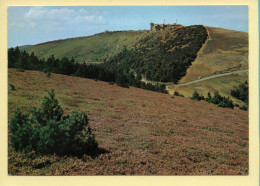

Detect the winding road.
xmin=141 ymin=69 xmax=248 ymax=89
xmin=175 ymin=69 xmax=248 ymax=86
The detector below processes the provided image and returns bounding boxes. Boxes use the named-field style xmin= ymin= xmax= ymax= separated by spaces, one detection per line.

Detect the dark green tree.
xmin=9 ymin=89 xmax=98 ymax=156
xmin=230 ymin=81 xmax=248 ymax=105
xmin=191 ymin=90 xmax=204 ymax=101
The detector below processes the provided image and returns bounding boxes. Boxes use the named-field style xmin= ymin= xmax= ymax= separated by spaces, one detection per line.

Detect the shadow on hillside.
xmin=70 ymin=147 xmax=110 ymax=159
xmin=88 ymin=147 xmax=110 ymax=159
xmin=53 ymin=146 xmax=110 ymax=159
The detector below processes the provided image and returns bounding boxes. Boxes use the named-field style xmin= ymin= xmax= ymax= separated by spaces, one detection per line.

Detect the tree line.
xmin=230 ymin=81 xmax=248 ymax=105
xmin=190 ymin=89 xmax=248 ymax=110
xmin=8 ymin=47 xmax=168 ymax=94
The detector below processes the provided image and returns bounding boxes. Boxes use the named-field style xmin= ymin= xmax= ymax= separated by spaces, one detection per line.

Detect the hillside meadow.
xmin=25 ymin=31 xmax=148 ymax=63
xmin=8 ymin=69 xmax=248 ymax=175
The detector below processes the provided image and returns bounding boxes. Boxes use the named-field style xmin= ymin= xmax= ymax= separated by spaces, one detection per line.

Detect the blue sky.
xmin=8 ymin=6 xmax=248 ymax=48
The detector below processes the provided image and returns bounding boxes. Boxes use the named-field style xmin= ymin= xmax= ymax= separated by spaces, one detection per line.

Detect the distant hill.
xmin=8 ymin=45 xmax=33 ymax=50
xmin=25 ymin=31 xmax=148 ymax=63
xmin=18 ymin=45 xmax=33 ymax=50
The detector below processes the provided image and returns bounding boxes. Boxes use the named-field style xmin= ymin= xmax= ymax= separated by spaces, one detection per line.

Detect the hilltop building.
xmin=150 ymin=22 xmax=182 ymax=31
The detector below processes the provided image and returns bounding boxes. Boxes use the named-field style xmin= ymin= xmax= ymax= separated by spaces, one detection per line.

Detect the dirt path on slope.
xmin=141 ymin=69 xmax=248 ymax=90
xmin=174 ymin=69 xmax=248 ymax=87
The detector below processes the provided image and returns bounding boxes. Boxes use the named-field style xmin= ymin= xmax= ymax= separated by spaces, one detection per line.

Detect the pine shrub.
xmin=8 ymin=83 xmax=15 ymax=91
xmin=205 ymin=92 xmax=212 ymax=102
xmin=217 ymin=97 xmax=234 ymax=109
xmin=206 ymin=91 xmax=234 ymax=109
xmin=230 ymin=81 xmax=248 ymax=105
xmin=234 ymin=103 xmax=239 ymax=107
xmin=46 ymin=71 xmax=51 ymax=78
xmin=239 ymin=104 xmax=248 ymax=111
xmin=9 ymin=89 xmax=98 ymax=156
xmin=16 ymin=68 xmax=25 ymax=72
xmin=191 ymin=90 xmax=205 ymax=101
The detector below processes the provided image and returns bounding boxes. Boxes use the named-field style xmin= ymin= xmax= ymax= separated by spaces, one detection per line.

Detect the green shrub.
xmin=207 ymin=91 xmax=221 ymax=104
xmin=234 ymin=104 xmax=239 ymax=107
xmin=16 ymin=68 xmax=25 ymax=72
xmin=239 ymin=104 xmax=248 ymax=111
xmin=8 ymin=83 xmax=15 ymax=91
xmin=191 ymin=90 xmax=205 ymax=101
xmin=230 ymin=81 xmax=248 ymax=105
xmin=205 ymin=92 xmax=212 ymax=102
xmin=217 ymin=97 xmax=234 ymax=109
xmin=46 ymin=71 xmax=51 ymax=78
xmin=206 ymin=91 xmax=234 ymax=109
xmin=9 ymin=89 xmax=98 ymax=156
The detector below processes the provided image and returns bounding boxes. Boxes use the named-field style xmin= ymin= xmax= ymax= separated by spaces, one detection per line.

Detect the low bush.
xmin=16 ymin=68 xmax=25 ymax=72
xmin=239 ymin=105 xmax=248 ymax=111
xmin=206 ymin=91 xmax=234 ymax=109
xmin=230 ymin=81 xmax=248 ymax=105
xmin=191 ymin=90 xmax=205 ymax=101
xmin=8 ymin=83 xmax=15 ymax=91
xmin=46 ymin=71 xmax=51 ymax=78
xmin=192 ymin=91 xmax=234 ymax=109
xmin=234 ymin=104 xmax=239 ymax=107
xmin=205 ymin=92 xmax=212 ymax=102
xmin=9 ymin=89 xmax=98 ymax=156
xmin=217 ymin=98 xmax=234 ymax=109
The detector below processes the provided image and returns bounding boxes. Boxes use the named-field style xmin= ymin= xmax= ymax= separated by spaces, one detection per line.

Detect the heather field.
xmin=8 ymin=69 xmax=248 ymax=175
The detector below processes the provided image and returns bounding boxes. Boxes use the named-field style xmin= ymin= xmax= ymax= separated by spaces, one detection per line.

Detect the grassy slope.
xmin=25 ymin=31 xmax=148 ymax=63
xmin=168 ymin=27 xmax=248 ymax=102
xmin=179 ymin=27 xmax=248 ymax=83
xmin=18 ymin=45 xmax=34 ymax=50
xmin=9 ymin=45 xmax=33 ymax=50
xmin=8 ymin=69 xmax=248 ymax=175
